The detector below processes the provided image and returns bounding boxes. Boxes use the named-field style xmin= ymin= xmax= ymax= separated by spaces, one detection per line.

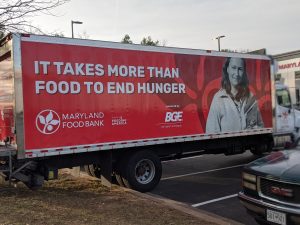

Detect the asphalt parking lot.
xmin=150 ymin=151 xmax=262 ymax=225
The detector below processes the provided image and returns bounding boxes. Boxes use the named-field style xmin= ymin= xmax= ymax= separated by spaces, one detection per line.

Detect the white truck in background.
xmin=274 ymin=82 xmax=300 ymax=147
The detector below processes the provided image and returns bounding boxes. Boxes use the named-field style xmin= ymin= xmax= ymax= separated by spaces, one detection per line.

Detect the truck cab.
xmin=274 ymin=82 xmax=300 ymax=148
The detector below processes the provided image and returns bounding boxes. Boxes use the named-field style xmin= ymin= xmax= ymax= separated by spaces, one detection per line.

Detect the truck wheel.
xmin=250 ymin=147 xmax=264 ymax=156
xmin=122 ymin=151 xmax=162 ymax=192
xmin=84 ymin=164 xmax=101 ymax=178
xmin=24 ymin=173 xmax=44 ymax=190
xmin=250 ymin=139 xmax=273 ymax=156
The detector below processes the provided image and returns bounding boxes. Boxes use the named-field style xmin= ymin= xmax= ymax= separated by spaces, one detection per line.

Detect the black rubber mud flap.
xmin=114 ymin=155 xmax=128 ymax=187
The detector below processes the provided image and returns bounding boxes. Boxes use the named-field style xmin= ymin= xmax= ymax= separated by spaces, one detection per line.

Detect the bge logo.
xmin=165 ymin=111 xmax=183 ymax=122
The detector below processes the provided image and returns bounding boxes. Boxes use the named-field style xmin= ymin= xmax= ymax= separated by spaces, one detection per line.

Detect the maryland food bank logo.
xmin=36 ymin=110 xmax=60 ymax=134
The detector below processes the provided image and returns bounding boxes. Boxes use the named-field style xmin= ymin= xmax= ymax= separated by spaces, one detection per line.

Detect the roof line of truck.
xmin=4 ymin=33 xmax=271 ymax=60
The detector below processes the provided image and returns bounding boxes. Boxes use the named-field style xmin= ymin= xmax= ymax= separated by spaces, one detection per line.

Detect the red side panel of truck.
xmin=1 ymin=34 xmax=273 ymax=158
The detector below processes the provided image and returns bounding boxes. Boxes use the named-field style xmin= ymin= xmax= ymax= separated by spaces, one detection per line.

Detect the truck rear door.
xmin=0 ymin=37 xmax=15 ymax=144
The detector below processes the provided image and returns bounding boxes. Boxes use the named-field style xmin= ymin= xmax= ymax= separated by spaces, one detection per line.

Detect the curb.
xmin=1 ymin=169 xmax=243 ymax=224
xmin=124 ymin=188 xmax=243 ymax=225
xmin=75 ymin=169 xmax=243 ymax=225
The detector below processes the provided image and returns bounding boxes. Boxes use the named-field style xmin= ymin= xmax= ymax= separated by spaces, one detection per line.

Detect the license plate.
xmin=266 ymin=209 xmax=286 ymax=225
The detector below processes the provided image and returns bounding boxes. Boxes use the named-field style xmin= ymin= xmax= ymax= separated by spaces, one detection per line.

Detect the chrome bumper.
xmin=238 ymin=191 xmax=300 ymax=225
xmin=238 ymin=191 xmax=300 ymax=215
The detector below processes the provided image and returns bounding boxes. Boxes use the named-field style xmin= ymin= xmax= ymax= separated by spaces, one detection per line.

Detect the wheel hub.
xmin=135 ymin=159 xmax=155 ymax=184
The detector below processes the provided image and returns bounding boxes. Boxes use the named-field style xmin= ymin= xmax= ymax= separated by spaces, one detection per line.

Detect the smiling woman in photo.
xmin=206 ymin=57 xmax=264 ymax=133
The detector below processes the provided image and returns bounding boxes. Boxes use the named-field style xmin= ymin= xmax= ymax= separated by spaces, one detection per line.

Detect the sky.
xmin=32 ymin=0 xmax=300 ymax=55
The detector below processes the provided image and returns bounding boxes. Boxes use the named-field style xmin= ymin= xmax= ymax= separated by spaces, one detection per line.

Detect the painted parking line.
xmin=192 ymin=194 xmax=238 ymax=207
xmin=161 ymin=164 xmax=245 ymax=180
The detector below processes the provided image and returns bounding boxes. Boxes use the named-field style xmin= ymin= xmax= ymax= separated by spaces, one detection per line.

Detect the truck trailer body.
xmin=0 ymin=33 xmax=297 ymax=192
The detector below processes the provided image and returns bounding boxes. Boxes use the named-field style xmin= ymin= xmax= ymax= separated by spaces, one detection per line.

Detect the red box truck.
xmin=0 ymin=34 xmax=296 ymax=192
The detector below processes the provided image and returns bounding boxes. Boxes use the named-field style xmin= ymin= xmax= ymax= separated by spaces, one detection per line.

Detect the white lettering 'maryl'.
xmin=62 ymin=112 xmax=105 ymax=120
xmin=278 ymin=61 xmax=300 ymax=70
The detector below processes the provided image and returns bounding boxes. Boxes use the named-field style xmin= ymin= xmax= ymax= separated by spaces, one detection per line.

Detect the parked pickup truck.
xmin=239 ymin=150 xmax=300 ymax=225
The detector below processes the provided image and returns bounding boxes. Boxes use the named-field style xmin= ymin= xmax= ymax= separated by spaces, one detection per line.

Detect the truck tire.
xmin=24 ymin=173 xmax=44 ymax=190
xmin=84 ymin=164 xmax=101 ymax=178
xmin=250 ymin=138 xmax=273 ymax=156
xmin=122 ymin=150 xmax=162 ymax=192
xmin=250 ymin=147 xmax=264 ymax=156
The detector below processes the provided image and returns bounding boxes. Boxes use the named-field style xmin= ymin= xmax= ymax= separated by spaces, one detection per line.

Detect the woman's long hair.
xmin=221 ymin=57 xmax=250 ymax=101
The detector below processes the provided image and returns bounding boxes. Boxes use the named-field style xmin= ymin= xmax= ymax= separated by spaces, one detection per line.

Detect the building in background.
xmin=273 ymin=50 xmax=300 ymax=108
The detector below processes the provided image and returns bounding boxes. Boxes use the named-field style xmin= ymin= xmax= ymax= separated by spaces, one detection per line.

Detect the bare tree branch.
xmin=0 ymin=0 xmax=69 ymax=34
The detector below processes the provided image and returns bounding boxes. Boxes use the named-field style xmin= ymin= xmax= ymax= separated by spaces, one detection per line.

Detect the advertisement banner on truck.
xmin=20 ymin=40 xmax=272 ymax=151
